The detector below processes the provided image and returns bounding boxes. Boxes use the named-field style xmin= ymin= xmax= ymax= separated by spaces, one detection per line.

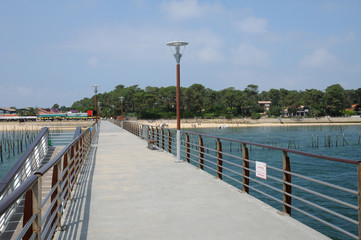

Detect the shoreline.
xmin=138 ymin=117 xmax=361 ymax=129
xmin=0 ymin=121 xmax=93 ymax=131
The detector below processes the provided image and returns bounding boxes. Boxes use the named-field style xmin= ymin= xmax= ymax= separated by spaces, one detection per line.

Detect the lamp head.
xmin=166 ymin=41 xmax=188 ymax=64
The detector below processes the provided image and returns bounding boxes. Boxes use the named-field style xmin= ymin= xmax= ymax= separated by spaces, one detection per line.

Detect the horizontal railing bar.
xmin=222 ymin=173 xmax=243 ymax=186
xmin=42 ymin=206 xmax=59 ymax=240
xmin=183 ymin=130 xmax=359 ymax=165
xmin=285 ymin=202 xmax=358 ymax=240
xmin=285 ymin=181 xmax=358 ymax=210
xmin=284 ymin=192 xmax=358 ymax=225
xmin=41 ymin=183 xmax=58 ymax=207
xmin=16 ymin=214 xmax=37 ymax=240
xmin=41 ymin=194 xmax=59 ymax=224
xmin=285 ymin=170 xmax=357 ymax=195
xmin=247 ymin=184 xmax=284 ymax=205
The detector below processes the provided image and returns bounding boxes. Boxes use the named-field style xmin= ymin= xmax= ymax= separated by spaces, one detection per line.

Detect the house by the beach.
xmin=258 ymin=101 xmax=272 ymax=113
xmin=0 ymin=107 xmax=17 ymax=115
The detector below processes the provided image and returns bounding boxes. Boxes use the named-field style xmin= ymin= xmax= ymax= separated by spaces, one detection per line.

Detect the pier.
xmin=54 ymin=121 xmax=327 ymax=239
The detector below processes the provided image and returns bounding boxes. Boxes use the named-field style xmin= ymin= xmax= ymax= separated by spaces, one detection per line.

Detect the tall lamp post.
xmin=120 ymin=96 xmax=124 ymax=129
xmin=97 ymin=101 xmax=101 ymax=119
xmin=166 ymin=41 xmax=188 ymax=162
xmin=92 ymin=85 xmax=99 ymax=123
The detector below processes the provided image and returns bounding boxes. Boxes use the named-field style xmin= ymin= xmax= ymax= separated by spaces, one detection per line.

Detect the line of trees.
xmin=71 ymin=83 xmax=361 ymax=119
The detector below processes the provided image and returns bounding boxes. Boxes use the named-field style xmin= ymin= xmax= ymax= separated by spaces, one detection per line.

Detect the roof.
xmin=0 ymin=107 xmax=17 ymax=111
xmin=258 ymin=101 xmax=272 ymax=104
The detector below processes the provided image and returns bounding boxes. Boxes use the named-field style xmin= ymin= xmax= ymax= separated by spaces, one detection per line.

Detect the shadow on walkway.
xmin=56 ymin=128 xmax=99 ymax=240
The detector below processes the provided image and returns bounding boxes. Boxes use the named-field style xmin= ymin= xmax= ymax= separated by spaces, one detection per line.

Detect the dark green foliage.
xmin=70 ymin=83 xmax=361 ymax=119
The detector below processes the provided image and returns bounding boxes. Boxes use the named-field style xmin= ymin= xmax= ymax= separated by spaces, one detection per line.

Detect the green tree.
xmin=324 ymin=84 xmax=346 ymax=116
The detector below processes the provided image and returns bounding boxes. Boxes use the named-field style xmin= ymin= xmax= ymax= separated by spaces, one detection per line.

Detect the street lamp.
xmin=166 ymin=41 xmax=188 ymax=162
xmin=97 ymin=101 xmax=101 ymax=119
xmin=120 ymin=96 xmax=124 ymax=129
xmin=92 ymin=85 xmax=99 ymax=123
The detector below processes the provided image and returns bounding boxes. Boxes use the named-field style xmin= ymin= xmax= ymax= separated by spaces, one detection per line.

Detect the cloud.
xmin=235 ymin=17 xmax=268 ymax=35
xmin=233 ymin=43 xmax=270 ymax=67
xmin=87 ymin=56 xmax=99 ymax=67
xmin=161 ymin=0 xmax=222 ymax=21
xmin=300 ymin=49 xmax=339 ymax=69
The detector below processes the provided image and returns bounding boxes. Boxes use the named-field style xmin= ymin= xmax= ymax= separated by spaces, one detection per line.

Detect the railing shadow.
xmin=56 ymin=127 xmax=99 ymax=240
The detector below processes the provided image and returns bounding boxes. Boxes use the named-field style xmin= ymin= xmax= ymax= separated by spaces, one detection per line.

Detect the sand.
xmin=0 ymin=121 xmax=94 ymax=131
xmin=137 ymin=117 xmax=361 ymax=129
xmin=3 ymin=117 xmax=360 ymax=131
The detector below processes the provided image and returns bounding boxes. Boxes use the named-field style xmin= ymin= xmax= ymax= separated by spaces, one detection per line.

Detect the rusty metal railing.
xmin=118 ymin=121 xmax=360 ymax=240
xmin=0 ymin=123 xmax=97 ymax=239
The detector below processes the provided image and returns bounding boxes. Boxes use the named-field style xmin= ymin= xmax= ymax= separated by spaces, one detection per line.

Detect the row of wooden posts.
xmin=0 ymin=127 xmax=40 ymax=162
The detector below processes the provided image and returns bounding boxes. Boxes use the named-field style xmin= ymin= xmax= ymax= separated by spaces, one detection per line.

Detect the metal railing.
xmin=121 ymin=121 xmax=361 ymax=240
xmin=0 ymin=123 xmax=97 ymax=239
xmin=0 ymin=128 xmax=49 ymax=233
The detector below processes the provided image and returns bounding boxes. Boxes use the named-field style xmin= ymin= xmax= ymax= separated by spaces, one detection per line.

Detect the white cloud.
xmin=233 ymin=43 xmax=269 ymax=67
xmin=87 ymin=56 xmax=99 ymax=67
xmin=161 ymin=0 xmax=222 ymax=21
xmin=300 ymin=49 xmax=339 ymax=69
xmin=235 ymin=17 xmax=268 ymax=35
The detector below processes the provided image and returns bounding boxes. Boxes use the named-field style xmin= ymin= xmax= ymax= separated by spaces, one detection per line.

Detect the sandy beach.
xmin=0 ymin=121 xmax=94 ymax=131
xmin=138 ymin=117 xmax=361 ymax=129
xmin=2 ymin=117 xmax=361 ymax=131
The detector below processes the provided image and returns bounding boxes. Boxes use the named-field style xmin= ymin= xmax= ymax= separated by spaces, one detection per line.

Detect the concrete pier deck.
xmin=55 ymin=121 xmax=329 ymax=240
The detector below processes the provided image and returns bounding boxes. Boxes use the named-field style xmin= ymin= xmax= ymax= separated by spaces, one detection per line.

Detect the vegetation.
xmin=70 ymin=83 xmax=361 ymax=119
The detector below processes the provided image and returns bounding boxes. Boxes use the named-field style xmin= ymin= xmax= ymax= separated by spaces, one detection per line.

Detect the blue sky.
xmin=1 ymin=0 xmax=360 ymax=108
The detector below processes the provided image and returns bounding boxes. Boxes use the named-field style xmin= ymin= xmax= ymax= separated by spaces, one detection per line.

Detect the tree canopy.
xmin=70 ymin=83 xmax=361 ymax=119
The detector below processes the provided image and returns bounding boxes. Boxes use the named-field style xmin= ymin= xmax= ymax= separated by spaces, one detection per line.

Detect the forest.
xmin=70 ymin=83 xmax=361 ymax=119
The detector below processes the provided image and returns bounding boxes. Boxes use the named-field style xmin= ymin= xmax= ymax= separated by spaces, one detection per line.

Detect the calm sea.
xmin=185 ymin=125 xmax=361 ymax=240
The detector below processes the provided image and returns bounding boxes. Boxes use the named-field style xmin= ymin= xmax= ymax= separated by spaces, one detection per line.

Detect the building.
xmin=0 ymin=107 xmax=17 ymax=115
xmin=258 ymin=101 xmax=272 ymax=113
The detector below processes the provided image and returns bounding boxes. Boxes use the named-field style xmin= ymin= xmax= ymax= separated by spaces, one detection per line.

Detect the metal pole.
xmin=176 ymin=63 xmax=182 ymax=162
xmin=121 ymin=101 xmax=124 ymax=129
xmin=95 ymin=95 xmax=98 ymax=123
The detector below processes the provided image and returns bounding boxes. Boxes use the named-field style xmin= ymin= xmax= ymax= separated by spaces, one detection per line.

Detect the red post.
xmin=176 ymin=64 xmax=180 ymax=131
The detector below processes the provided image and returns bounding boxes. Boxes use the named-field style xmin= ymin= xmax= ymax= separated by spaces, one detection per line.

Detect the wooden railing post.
xmin=357 ymin=162 xmax=361 ymax=240
xmin=156 ymin=128 xmax=160 ymax=147
xmin=216 ymin=139 xmax=223 ymax=179
xmin=168 ymin=131 xmax=171 ymax=153
xmin=24 ymin=177 xmax=42 ymax=240
xmin=51 ymin=161 xmax=62 ymax=231
xmin=283 ymin=151 xmax=292 ymax=215
xmin=161 ymin=128 xmax=165 ymax=150
xmin=186 ymin=134 xmax=190 ymax=163
xmin=199 ymin=136 xmax=204 ymax=170
xmin=242 ymin=143 xmax=249 ymax=193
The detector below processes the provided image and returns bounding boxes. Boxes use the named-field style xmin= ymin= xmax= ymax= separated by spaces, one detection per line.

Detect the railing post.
xmin=168 ymin=131 xmax=171 ymax=153
xmin=199 ymin=136 xmax=204 ymax=170
xmin=242 ymin=143 xmax=249 ymax=193
xmin=24 ymin=177 xmax=42 ymax=240
xmin=161 ymin=128 xmax=165 ymax=150
xmin=23 ymin=188 xmax=33 ymax=239
xmin=216 ymin=138 xmax=223 ymax=179
xmin=186 ymin=133 xmax=190 ymax=163
xmin=357 ymin=162 xmax=361 ymax=240
xmin=283 ymin=151 xmax=292 ymax=215
xmin=156 ymin=128 xmax=160 ymax=147
xmin=52 ymin=161 xmax=62 ymax=231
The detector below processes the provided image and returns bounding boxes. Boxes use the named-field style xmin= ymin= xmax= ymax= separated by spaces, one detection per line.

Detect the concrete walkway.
xmin=55 ymin=121 xmax=329 ymax=240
